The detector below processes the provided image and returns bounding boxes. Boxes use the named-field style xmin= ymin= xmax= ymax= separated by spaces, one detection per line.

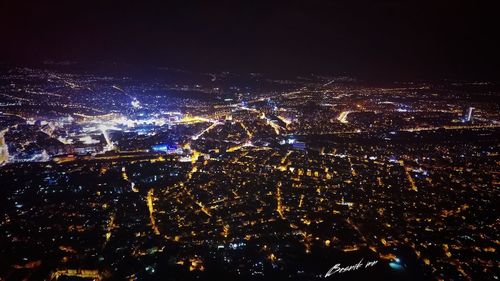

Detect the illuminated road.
xmin=0 ymin=128 xmax=9 ymax=165
xmin=337 ymin=111 xmax=352 ymax=124
xmin=104 ymin=213 xmax=116 ymax=245
xmin=239 ymin=105 xmax=283 ymax=135
xmin=290 ymin=123 xmax=500 ymax=136
xmin=403 ymin=124 xmax=500 ymax=132
xmin=195 ymin=201 xmax=212 ymax=217
xmin=276 ymin=181 xmax=285 ymax=219
xmin=266 ymin=118 xmax=281 ymax=135
xmin=49 ymin=269 xmax=101 ymax=281
xmin=180 ymin=142 xmax=219 ymax=221
xmin=277 ymin=150 xmax=292 ymax=171
xmin=239 ymin=121 xmax=253 ymax=139
xmin=347 ymin=156 xmax=357 ymax=176
xmin=225 ymin=121 xmax=255 ymax=152
xmin=147 ymin=189 xmax=161 ymax=235
xmin=99 ymin=125 xmax=115 ymax=151
xmin=258 ymin=112 xmax=282 ymax=135
xmin=298 ymin=194 xmax=304 ymax=208
xmin=111 ymin=85 xmax=135 ymax=101
xmin=122 ymin=167 xmax=139 ymax=193
xmin=399 ymin=160 xmax=418 ymax=192
xmin=191 ymin=121 xmax=220 ymax=140
xmin=226 ymin=142 xmax=246 ymax=153
xmin=276 ymin=115 xmax=292 ymax=128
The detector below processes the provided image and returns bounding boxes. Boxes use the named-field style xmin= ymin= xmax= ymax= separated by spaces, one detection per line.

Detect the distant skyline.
xmin=1 ymin=0 xmax=498 ymax=81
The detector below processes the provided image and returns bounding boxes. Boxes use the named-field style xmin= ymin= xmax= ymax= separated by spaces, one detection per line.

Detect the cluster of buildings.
xmin=0 ymin=67 xmax=498 ymax=280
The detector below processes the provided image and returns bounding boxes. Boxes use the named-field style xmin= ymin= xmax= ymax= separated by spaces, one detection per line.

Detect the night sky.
xmin=1 ymin=0 xmax=498 ymax=81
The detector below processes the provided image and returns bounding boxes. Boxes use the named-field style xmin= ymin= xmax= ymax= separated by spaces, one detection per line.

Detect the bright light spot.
xmin=131 ymin=99 xmax=141 ymax=108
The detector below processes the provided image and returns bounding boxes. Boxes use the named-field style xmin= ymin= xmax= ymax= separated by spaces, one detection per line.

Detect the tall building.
xmin=463 ymin=106 xmax=474 ymax=122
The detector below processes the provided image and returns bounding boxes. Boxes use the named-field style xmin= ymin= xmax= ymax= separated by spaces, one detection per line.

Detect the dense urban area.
xmin=0 ymin=65 xmax=498 ymax=281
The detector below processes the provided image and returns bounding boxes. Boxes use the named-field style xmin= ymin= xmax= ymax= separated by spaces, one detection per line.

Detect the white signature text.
xmin=324 ymin=259 xmax=378 ymax=278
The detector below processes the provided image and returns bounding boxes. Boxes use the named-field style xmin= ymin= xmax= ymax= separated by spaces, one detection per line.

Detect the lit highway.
xmin=0 ymin=128 xmax=9 ymax=165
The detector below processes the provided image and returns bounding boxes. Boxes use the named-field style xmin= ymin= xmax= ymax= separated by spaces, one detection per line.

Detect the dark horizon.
xmin=1 ymin=0 xmax=498 ymax=82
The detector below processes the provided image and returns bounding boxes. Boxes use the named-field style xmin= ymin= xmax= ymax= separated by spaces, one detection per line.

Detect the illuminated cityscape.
xmin=0 ymin=1 xmax=499 ymax=281
xmin=0 ymin=66 xmax=498 ymax=280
